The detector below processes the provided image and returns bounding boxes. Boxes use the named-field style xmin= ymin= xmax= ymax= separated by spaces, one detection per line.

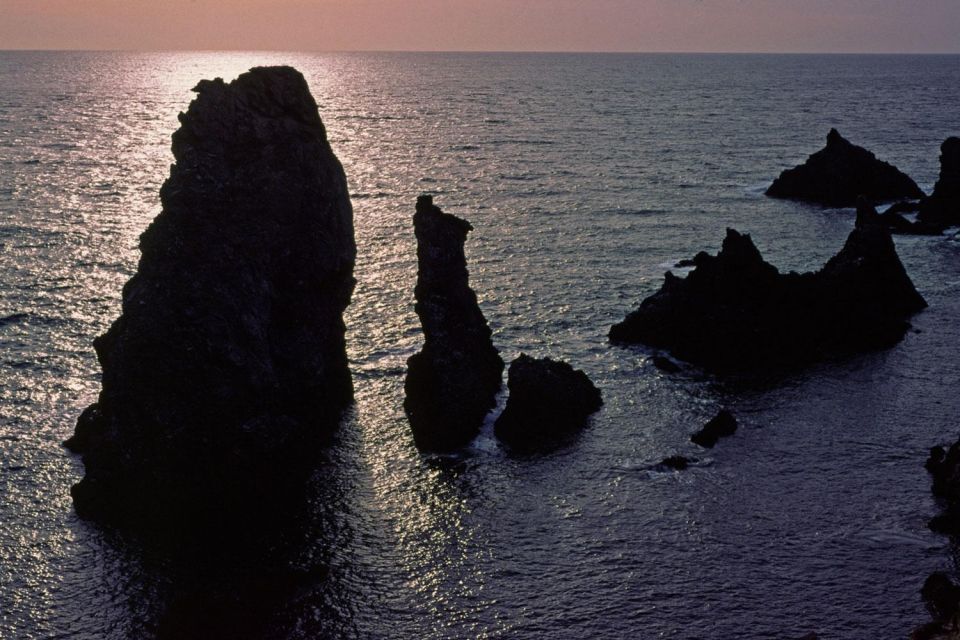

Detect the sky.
xmin=1 ymin=0 xmax=958 ymax=53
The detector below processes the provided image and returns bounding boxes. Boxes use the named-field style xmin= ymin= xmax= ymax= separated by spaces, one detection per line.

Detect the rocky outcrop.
xmin=918 ymin=137 xmax=960 ymax=228
xmin=691 ymin=410 xmax=737 ymax=448
xmin=65 ymin=67 xmax=356 ymax=528
xmin=609 ymin=219 xmax=926 ymax=374
xmin=404 ymin=196 xmax=504 ymax=452
xmin=913 ymin=573 xmax=960 ymax=640
xmin=861 ymin=198 xmax=943 ymax=236
xmin=766 ymin=129 xmax=923 ymax=207
xmin=916 ymin=439 xmax=960 ymax=639
xmin=925 ymin=440 xmax=960 ymax=535
xmin=493 ymin=354 xmax=602 ymax=451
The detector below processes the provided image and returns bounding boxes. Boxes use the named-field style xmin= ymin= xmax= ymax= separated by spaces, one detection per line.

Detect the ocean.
xmin=2 ymin=51 xmax=960 ymax=639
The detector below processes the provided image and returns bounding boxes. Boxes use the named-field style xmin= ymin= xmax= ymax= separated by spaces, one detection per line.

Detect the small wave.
xmin=610 ymin=208 xmax=667 ymax=216
xmin=350 ymin=191 xmax=392 ymax=200
xmin=449 ymin=145 xmax=480 ymax=151
xmin=352 ymin=367 xmax=406 ymax=380
xmin=488 ymin=139 xmax=555 ymax=146
xmin=39 ymin=142 xmax=78 ymax=151
xmin=0 ymin=312 xmax=29 ymax=327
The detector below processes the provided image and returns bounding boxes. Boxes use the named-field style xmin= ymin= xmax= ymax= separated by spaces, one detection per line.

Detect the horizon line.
xmin=2 ymin=48 xmax=959 ymax=56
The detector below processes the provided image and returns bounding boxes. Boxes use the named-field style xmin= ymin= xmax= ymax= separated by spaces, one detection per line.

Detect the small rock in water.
xmin=657 ymin=455 xmax=693 ymax=471
xmin=691 ymin=410 xmax=738 ymax=448
xmin=494 ymin=354 xmax=602 ymax=451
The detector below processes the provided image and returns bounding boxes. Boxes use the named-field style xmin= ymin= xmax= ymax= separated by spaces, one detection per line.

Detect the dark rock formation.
xmin=690 ymin=410 xmax=738 ymax=448
xmin=861 ymin=198 xmax=942 ymax=236
xmin=913 ymin=573 xmax=960 ymax=640
xmin=609 ymin=218 xmax=926 ymax=374
xmin=65 ymin=66 xmax=356 ymax=529
xmin=918 ymin=137 xmax=960 ymax=228
xmin=916 ymin=439 xmax=960 ymax=639
xmin=766 ymin=128 xmax=923 ymax=207
xmin=404 ymin=196 xmax=504 ymax=452
xmin=926 ymin=439 xmax=960 ymax=535
xmin=494 ymin=354 xmax=602 ymax=451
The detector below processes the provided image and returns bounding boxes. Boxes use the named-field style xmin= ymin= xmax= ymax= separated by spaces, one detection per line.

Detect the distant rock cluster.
xmin=766 ymin=129 xmax=960 ymax=237
xmin=404 ymin=196 xmax=601 ymax=453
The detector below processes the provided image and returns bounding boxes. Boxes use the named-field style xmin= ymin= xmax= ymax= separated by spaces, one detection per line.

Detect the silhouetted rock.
xmin=927 ymin=440 xmax=960 ymax=502
xmin=494 ymin=354 xmax=602 ymax=451
xmin=913 ymin=573 xmax=960 ymax=640
xmin=926 ymin=438 xmax=960 ymax=533
xmin=65 ymin=67 xmax=356 ymax=530
xmin=918 ymin=137 xmax=960 ymax=228
xmin=609 ymin=221 xmax=926 ymax=374
xmin=861 ymin=198 xmax=943 ymax=236
xmin=404 ymin=196 xmax=504 ymax=452
xmin=766 ymin=128 xmax=923 ymax=207
xmin=690 ymin=410 xmax=737 ymax=448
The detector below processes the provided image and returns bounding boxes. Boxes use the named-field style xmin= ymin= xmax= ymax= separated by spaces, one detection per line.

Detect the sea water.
xmin=2 ymin=51 xmax=960 ymax=639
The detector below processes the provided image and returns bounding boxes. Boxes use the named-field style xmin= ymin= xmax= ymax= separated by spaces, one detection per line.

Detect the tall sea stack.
xmin=65 ymin=67 xmax=356 ymax=529
xmin=918 ymin=137 xmax=960 ymax=228
xmin=404 ymin=196 xmax=504 ymax=452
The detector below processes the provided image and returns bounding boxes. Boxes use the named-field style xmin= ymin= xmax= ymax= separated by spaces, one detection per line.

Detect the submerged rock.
xmin=65 ymin=67 xmax=356 ymax=529
xmin=609 ymin=220 xmax=926 ymax=374
xmin=656 ymin=455 xmax=694 ymax=471
xmin=918 ymin=137 xmax=960 ymax=228
xmin=766 ymin=128 xmax=923 ymax=207
xmin=651 ymin=355 xmax=682 ymax=373
xmin=690 ymin=410 xmax=738 ymax=448
xmin=494 ymin=354 xmax=602 ymax=450
xmin=404 ymin=196 xmax=504 ymax=452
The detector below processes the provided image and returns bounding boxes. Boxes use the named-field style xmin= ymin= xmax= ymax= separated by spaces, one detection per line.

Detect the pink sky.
xmin=2 ymin=0 xmax=958 ymax=53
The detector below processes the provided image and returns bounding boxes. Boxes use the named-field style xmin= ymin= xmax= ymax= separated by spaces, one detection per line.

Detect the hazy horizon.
xmin=3 ymin=0 xmax=959 ymax=54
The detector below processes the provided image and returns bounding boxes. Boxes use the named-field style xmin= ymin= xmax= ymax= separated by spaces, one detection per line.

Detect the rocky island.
xmin=766 ymin=128 xmax=924 ymax=207
xmin=609 ymin=216 xmax=926 ymax=374
xmin=404 ymin=196 xmax=504 ymax=452
xmin=494 ymin=354 xmax=602 ymax=451
xmin=65 ymin=66 xmax=356 ymax=530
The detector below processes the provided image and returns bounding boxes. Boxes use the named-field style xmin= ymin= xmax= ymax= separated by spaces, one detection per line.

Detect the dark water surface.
xmin=2 ymin=51 xmax=960 ymax=639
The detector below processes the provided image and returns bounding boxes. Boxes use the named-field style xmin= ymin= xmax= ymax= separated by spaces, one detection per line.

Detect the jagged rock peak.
xmin=404 ymin=196 xmax=504 ymax=452
xmin=66 ymin=66 xmax=356 ymax=531
xmin=609 ymin=222 xmax=925 ymax=374
xmin=766 ymin=129 xmax=923 ymax=207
